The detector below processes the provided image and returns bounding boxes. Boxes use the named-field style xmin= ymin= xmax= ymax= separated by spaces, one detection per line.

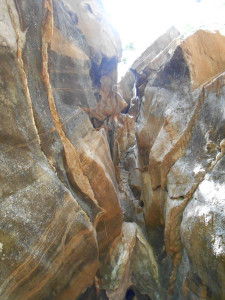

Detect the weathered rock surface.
xmin=0 ymin=1 xmax=225 ymax=299
xmin=118 ymin=27 xmax=225 ymax=300
xmin=0 ymin=0 xmax=122 ymax=299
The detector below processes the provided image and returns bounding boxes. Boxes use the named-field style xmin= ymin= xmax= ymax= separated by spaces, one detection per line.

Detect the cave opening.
xmin=126 ymin=288 xmax=136 ymax=300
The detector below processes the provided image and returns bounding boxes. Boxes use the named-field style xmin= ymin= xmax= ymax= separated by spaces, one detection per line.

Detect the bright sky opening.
xmin=102 ymin=0 xmax=225 ymax=79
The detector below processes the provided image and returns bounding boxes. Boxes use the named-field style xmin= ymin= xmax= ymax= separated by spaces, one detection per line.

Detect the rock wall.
xmin=118 ymin=27 xmax=225 ymax=300
xmin=0 ymin=1 xmax=225 ymax=299
xmin=0 ymin=0 xmax=124 ymax=299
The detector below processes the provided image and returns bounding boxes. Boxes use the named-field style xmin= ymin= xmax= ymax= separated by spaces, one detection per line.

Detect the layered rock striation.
xmin=118 ymin=27 xmax=225 ymax=300
xmin=0 ymin=1 xmax=225 ymax=299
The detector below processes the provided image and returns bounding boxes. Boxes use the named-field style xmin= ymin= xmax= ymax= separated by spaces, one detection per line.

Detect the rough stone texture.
xmin=0 ymin=0 xmax=122 ymax=299
xmin=118 ymin=27 xmax=225 ymax=300
xmin=0 ymin=1 xmax=225 ymax=300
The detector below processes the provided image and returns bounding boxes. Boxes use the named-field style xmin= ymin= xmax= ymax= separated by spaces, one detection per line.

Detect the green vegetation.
xmin=121 ymin=42 xmax=136 ymax=64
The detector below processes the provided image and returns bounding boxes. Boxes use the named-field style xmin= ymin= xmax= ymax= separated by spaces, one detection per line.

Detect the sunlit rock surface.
xmin=0 ymin=1 xmax=225 ymax=299
xmin=0 ymin=0 xmax=122 ymax=299
xmin=118 ymin=27 xmax=225 ymax=300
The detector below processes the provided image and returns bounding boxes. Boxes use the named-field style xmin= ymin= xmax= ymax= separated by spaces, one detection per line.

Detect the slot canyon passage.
xmin=0 ymin=0 xmax=225 ymax=299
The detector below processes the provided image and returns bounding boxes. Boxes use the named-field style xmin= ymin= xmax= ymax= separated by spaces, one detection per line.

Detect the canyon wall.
xmin=0 ymin=0 xmax=225 ymax=299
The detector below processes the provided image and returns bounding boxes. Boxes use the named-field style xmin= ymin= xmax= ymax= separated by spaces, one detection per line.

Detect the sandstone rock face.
xmin=118 ymin=27 xmax=225 ymax=300
xmin=0 ymin=1 xmax=225 ymax=300
xmin=0 ymin=0 xmax=122 ymax=299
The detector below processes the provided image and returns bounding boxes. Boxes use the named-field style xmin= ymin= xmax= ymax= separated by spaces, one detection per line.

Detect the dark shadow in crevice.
xmin=85 ymin=3 xmax=93 ymax=14
xmin=125 ymin=288 xmax=135 ymax=300
xmin=125 ymin=286 xmax=152 ymax=300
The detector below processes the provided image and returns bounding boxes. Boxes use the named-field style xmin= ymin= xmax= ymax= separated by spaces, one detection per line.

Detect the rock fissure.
xmin=1 ymin=2 xmax=225 ymax=300
xmin=41 ymin=0 xmax=102 ymax=217
xmin=6 ymin=0 xmax=62 ymax=178
xmin=5 ymin=0 xmax=40 ymax=144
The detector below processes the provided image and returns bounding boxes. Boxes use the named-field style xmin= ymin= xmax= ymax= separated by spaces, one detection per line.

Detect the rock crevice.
xmin=0 ymin=2 xmax=225 ymax=300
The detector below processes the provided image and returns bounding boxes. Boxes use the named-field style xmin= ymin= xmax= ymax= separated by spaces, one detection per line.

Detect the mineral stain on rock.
xmin=0 ymin=1 xmax=225 ymax=299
